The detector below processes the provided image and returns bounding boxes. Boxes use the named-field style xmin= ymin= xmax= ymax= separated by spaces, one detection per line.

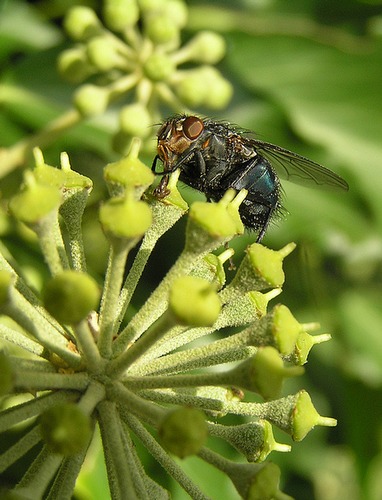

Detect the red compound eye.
xmin=182 ymin=116 xmax=204 ymax=140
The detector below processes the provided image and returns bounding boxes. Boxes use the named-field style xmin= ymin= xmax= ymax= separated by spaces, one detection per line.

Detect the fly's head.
xmin=157 ymin=116 xmax=205 ymax=172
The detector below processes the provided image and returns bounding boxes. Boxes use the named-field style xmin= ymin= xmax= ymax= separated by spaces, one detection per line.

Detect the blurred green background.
xmin=1 ymin=0 xmax=382 ymax=499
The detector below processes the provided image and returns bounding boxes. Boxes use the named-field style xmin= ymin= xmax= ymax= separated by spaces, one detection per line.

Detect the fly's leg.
xmin=153 ymin=175 xmax=170 ymax=198
xmin=255 ymin=204 xmax=275 ymax=242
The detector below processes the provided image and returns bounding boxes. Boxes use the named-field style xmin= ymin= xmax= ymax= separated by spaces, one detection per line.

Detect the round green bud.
xmin=57 ymin=47 xmax=94 ymax=84
xmin=104 ymin=154 xmax=154 ymax=190
xmin=0 ymin=351 xmax=14 ymax=396
xmin=64 ymin=6 xmax=101 ymax=41
xmin=175 ymin=71 xmax=208 ymax=108
xmin=74 ymin=84 xmax=109 ymax=117
xmin=247 ymin=462 xmax=281 ymax=500
xmin=87 ymin=36 xmax=123 ymax=72
xmin=99 ymin=195 xmax=152 ymax=240
xmin=43 ymin=271 xmax=100 ymax=324
xmin=186 ymin=31 xmax=226 ymax=64
xmin=159 ymin=407 xmax=207 ymax=458
xmin=169 ymin=275 xmax=221 ymax=326
xmin=145 ymin=14 xmax=180 ymax=45
xmin=9 ymin=176 xmax=62 ymax=224
xmin=196 ymin=66 xmax=232 ymax=110
xmin=161 ymin=0 xmax=188 ymax=28
xmin=204 ymin=74 xmax=233 ymax=110
xmin=143 ymin=52 xmax=176 ymax=81
xmin=40 ymin=403 xmax=92 ymax=455
xmin=243 ymin=347 xmax=304 ymax=400
xmin=118 ymin=103 xmax=152 ymax=137
xmin=103 ymin=0 xmax=139 ymax=32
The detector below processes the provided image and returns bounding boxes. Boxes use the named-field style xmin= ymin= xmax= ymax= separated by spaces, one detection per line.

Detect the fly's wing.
xmin=249 ymin=139 xmax=349 ymax=191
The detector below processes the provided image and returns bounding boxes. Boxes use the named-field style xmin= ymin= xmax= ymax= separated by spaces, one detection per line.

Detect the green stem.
xmin=97 ymin=400 xmax=136 ymax=500
xmin=45 ymin=445 xmax=90 ymax=500
xmin=5 ymin=291 xmax=81 ymax=367
xmin=114 ymin=202 xmax=185 ymax=338
xmin=0 ymin=391 xmax=78 ymax=433
xmin=107 ymin=382 xmax=163 ymax=426
xmin=35 ymin=210 xmax=68 ymax=275
xmin=74 ymin=321 xmax=104 ymax=373
xmin=123 ymin=369 xmax=239 ymax=391
xmin=113 ymin=247 xmax=216 ymax=353
xmin=14 ymin=371 xmax=90 ymax=392
xmin=0 ymin=424 xmax=41 ymax=473
xmin=131 ymin=327 xmax=256 ymax=376
xmin=98 ymin=242 xmax=130 ymax=358
xmin=0 ymin=324 xmax=44 ymax=356
xmin=14 ymin=445 xmax=63 ymax=497
xmin=107 ymin=312 xmax=175 ymax=377
xmin=78 ymin=380 xmax=106 ymax=414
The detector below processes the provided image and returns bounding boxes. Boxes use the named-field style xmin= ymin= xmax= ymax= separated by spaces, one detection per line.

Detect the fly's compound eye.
xmin=182 ymin=116 xmax=204 ymax=140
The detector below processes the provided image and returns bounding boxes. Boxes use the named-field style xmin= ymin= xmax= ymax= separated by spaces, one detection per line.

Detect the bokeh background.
xmin=1 ymin=1 xmax=382 ymax=499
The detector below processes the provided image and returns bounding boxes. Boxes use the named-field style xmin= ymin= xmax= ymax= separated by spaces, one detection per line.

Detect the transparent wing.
xmin=249 ymin=139 xmax=349 ymax=191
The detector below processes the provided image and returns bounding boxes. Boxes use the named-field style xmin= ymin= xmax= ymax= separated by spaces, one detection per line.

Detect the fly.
xmin=151 ymin=115 xmax=349 ymax=242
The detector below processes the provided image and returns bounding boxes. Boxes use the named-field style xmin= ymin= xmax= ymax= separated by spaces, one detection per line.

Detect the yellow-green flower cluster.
xmin=58 ymin=0 xmax=233 ymax=153
xmin=0 ymin=147 xmax=335 ymax=499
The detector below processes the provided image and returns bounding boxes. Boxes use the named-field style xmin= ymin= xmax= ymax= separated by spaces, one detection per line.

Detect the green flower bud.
xmin=161 ymin=0 xmax=188 ymax=28
xmin=169 ymin=275 xmax=221 ymax=326
xmin=143 ymin=52 xmax=176 ymax=82
xmin=174 ymin=71 xmax=208 ymax=108
xmin=43 ymin=270 xmax=100 ymax=324
xmin=104 ymin=148 xmax=154 ymax=197
xmin=64 ymin=6 xmax=101 ymax=41
xmin=74 ymin=84 xmax=109 ymax=117
xmin=292 ymin=390 xmax=337 ymax=441
xmin=185 ymin=31 xmax=226 ymax=64
xmin=246 ymin=462 xmax=283 ymax=500
xmin=100 ymin=194 xmax=152 ymax=240
xmin=103 ymin=0 xmax=139 ymax=31
xmin=264 ymin=390 xmax=336 ymax=440
xmin=57 ymin=47 xmax=94 ymax=83
xmin=9 ymin=173 xmax=62 ymax=224
xmin=231 ymin=347 xmax=304 ymax=400
xmin=145 ymin=14 xmax=180 ymax=45
xmin=87 ymin=36 xmax=124 ymax=72
xmin=228 ymin=242 xmax=296 ymax=295
xmin=203 ymin=73 xmax=233 ymax=110
xmin=210 ymin=420 xmax=290 ymax=463
xmin=159 ymin=407 xmax=207 ymax=458
xmin=247 ymin=288 xmax=281 ymax=319
xmin=40 ymin=403 xmax=92 ymax=455
xmin=270 ymin=304 xmax=302 ymax=355
xmin=118 ymin=103 xmax=152 ymax=138
xmin=0 ymin=350 xmax=14 ymax=395
xmin=188 ymin=190 xmax=244 ymax=239
xmin=292 ymin=330 xmax=331 ymax=365
xmin=0 ymin=270 xmax=12 ymax=306
xmin=33 ymin=151 xmax=93 ymax=194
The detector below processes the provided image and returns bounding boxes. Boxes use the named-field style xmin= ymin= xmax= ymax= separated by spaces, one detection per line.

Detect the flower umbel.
xmin=0 ymin=146 xmax=336 ymax=499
